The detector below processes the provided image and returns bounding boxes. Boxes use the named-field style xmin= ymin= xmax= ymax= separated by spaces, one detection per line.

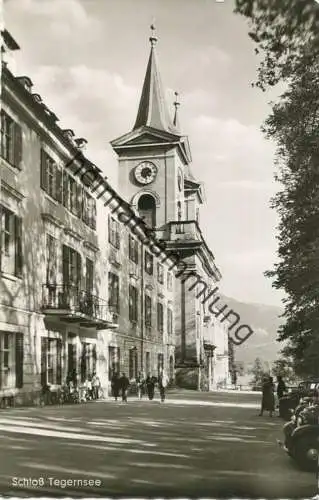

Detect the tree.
xmin=271 ymin=356 xmax=298 ymax=383
xmin=235 ymin=361 xmax=245 ymax=376
xmin=234 ymin=0 xmax=319 ymax=377
xmin=234 ymin=0 xmax=319 ymax=90
xmin=248 ymin=357 xmax=266 ymax=387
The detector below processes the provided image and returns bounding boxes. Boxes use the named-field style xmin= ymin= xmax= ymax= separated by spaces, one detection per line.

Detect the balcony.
xmin=42 ymin=284 xmax=117 ymax=330
xmin=168 ymin=221 xmax=202 ymax=243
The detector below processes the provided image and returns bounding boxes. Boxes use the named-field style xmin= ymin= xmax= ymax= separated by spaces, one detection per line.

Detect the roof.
xmin=133 ymin=37 xmax=179 ymax=135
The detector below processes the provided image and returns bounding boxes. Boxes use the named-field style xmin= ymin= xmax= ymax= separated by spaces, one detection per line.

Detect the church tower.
xmin=110 ymin=26 xmax=191 ymax=234
xmin=111 ymin=27 xmax=223 ymax=390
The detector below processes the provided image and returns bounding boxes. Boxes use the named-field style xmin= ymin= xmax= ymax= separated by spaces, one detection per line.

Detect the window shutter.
xmin=62 ymin=245 xmax=69 ymax=286
xmin=14 ymin=216 xmax=23 ymax=278
xmin=41 ymin=337 xmax=48 ymax=386
xmin=76 ymin=185 xmax=83 ymax=218
xmin=40 ymin=149 xmax=47 ymax=190
xmin=62 ymin=171 xmax=69 ymax=208
xmin=56 ymin=167 xmax=63 ymax=203
xmin=13 ymin=122 xmax=23 ymax=169
xmin=56 ymin=338 xmax=62 ymax=385
xmin=76 ymin=252 xmax=82 ymax=291
xmin=80 ymin=342 xmax=86 ymax=383
xmin=15 ymin=332 xmax=24 ymax=388
xmin=92 ymin=198 xmax=97 ymax=230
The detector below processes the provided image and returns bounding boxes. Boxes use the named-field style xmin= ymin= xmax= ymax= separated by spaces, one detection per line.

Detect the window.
xmin=0 ymin=205 xmax=23 ymax=277
xmin=129 ymin=348 xmax=138 ymax=380
xmin=62 ymin=245 xmax=81 ymax=307
xmin=40 ymin=149 xmax=62 ymax=202
xmin=145 ymin=294 xmax=152 ymax=327
xmin=129 ymin=235 xmax=138 ymax=264
xmin=108 ymin=272 xmax=119 ymax=312
xmin=108 ymin=346 xmax=120 ymax=379
xmin=108 ymin=216 xmax=120 ymax=249
xmin=177 ymin=201 xmax=182 ymax=221
xmin=157 ymin=353 xmax=164 ymax=376
xmin=157 ymin=302 xmax=164 ymax=333
xmin=167 ymin=272 xmax=173 ymax=291
xmin=0 ymin=110 xmax=22 ymax=168
xmin=129 ymin=284 xmax=138 ymax=322
xmin=40 ymin=336 xmax=62 ymax=386
xmin=82 ymin=191 xmax=96 ymax=230
xmin=167 ymin=308 xmax=173 ymax=336
xmin=0 ymin=332 xmax=24 ymax=389
xmin=145 ymin=251 xmax=153 ymax=275
xmin=80 ymin=342 xmax=96 ymax=382
xmin=157 ymin=262 xmax=164 ymax=284
xmin=86 ymin=258 xmax=94 ymax=294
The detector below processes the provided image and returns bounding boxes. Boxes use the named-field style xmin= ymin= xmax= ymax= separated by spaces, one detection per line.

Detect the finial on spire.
xmin=173 ymin=91 xmax=181 ymax=129
xmin=150 ymin=23 xmax=157 ymax=47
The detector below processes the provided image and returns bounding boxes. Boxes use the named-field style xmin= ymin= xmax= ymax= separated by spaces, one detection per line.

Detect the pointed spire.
xmin=133 ymin=25 xmax=175 ymax=133
xmin=173 ymin=91 xmax=181 ymax=132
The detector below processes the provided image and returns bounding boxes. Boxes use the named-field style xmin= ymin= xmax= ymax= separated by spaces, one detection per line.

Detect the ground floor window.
xmin=129 ymin=348 xmax=138 ymax=380
xmin=41 ymin=336 xmax=62 ymax=386
xmin=169 ymin=355 xmax=174 ymax=381
xmin=0 ymin=331 xmax=23 ymax=389
xmin=157 ymin=353 xmax=164 ymax=377
xmin=108 ymin=346 xmax=120 ymax=379
xmin=80 ymin=342 xmax=96 ymax=382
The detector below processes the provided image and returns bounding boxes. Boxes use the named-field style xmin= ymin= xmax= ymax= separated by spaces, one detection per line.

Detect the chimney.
xmin=1 ymin=29 xmax=19 ymax=74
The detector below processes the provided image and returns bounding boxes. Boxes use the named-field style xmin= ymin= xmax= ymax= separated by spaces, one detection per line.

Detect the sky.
xmin=4 ymin=0 xmax=285 ymax=307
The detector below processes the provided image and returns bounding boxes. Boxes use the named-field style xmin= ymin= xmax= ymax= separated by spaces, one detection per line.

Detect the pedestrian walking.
xmin=111 ymin=371 xmax=120 ymax=401
xmin=158 ymin=369 xmax=168 ymax=402
xmin=119 ymin=373 xmax=130 ymax=402
xmin=92 ymin=373 xmax=101 ymax=400
xmin=136 ymin=371 xmax=145 ymax=400
xmin=145 ymin=373 xmax=156 ymax=400
xmin=259 ymin=375 xmax=275 ymax=417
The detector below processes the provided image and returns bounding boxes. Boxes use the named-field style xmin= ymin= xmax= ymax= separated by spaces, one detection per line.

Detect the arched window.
xmin=138 ymin=194 xmax=156 ymax=227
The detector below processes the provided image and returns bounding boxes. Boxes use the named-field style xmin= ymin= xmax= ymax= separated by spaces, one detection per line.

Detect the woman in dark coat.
xmin=111 ymin=372 xmax=120 ymax=401
xmin=145 ymin=373 xmax=155 ymax=400
xmin=259 ymin=375 xmax=275 ymax=417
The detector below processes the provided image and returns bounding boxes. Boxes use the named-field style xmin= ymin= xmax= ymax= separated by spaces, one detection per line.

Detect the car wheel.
xmin=293 ymin=435 xmax=319 ymax=472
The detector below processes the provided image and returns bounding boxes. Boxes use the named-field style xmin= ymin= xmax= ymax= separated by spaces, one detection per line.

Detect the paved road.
xmin=0 ymin=390 xmax=316 ymax=498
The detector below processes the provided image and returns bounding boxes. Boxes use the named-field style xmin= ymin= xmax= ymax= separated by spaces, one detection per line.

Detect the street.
xmin=0 ymin=390 xmax=316 ymax=498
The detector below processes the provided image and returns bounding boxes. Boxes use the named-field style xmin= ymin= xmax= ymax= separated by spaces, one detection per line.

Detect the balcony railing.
xmin=168 ymin=221 xmax=202 ymax=242
xmin=42 ymin=284 xmax=117 ymax=330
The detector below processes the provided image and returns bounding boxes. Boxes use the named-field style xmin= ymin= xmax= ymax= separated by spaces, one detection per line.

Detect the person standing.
xmin=158 ymin=369 xmax=168 ymax=402
xmin=119 ymin=373 xmax=130 ymax=402
xmin=92 ymin=373 xmax=101 ymax=400
xmin=145 ymin=373 xmax=155 ymax=400
xmin=136 ymin=371 xmax=145 ymax=400
xmin=111 ymin=372 xmax=120 ymax=401
xmin=259 ymin=375 xmax=275 ymax=417
xmin=276 ymin=375 xmax=287 ymax=399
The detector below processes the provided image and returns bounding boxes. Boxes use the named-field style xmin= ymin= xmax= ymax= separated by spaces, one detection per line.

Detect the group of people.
xmin=111 ymin=370 xmax=169 ymax=403
xmin=259 ymin=374 xmax=287 ymax=417
xmin=65 ymin=372 xmax=101 ymax=402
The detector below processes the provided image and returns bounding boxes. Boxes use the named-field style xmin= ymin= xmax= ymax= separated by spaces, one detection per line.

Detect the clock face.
xmin=134 ymin=161 xmax=157 ymax=185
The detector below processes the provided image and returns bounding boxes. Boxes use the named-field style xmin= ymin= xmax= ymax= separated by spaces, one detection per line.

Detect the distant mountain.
xmin=222 ymin=296 xmax=284 ymax=368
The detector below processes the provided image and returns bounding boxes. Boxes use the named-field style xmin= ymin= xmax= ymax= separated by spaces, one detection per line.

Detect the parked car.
xmin=281 ymin=399 xmax=319 ymax=471
xmin=278 ymin=379 xmax=319 ymax=420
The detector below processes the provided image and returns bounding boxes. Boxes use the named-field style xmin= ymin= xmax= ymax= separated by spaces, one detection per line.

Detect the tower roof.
xmin=133 ymin=26 xmax=176 ymax=134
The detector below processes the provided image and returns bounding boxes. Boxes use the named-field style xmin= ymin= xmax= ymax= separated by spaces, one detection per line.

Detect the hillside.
xmin=223 ymin=296 xmax=284 ymax=369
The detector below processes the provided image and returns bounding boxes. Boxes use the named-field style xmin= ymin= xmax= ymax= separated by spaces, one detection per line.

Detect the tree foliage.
xmin=271 ymin=356 xmax=298 ymax=383
xmin=234 ymin=0 xmax=319 ymax=90
xmin=234 ymin=0 xmax=319 ymax=377
xmin=248 ymin=357 xmax=266 ymax=386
